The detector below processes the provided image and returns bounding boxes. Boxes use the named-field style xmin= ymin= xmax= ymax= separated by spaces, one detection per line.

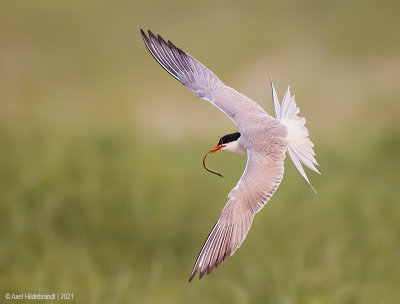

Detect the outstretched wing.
xmin=189 ymin=150 xmax=286 ymax=282
xmin=140 ymin=29 xmax=271 ymax=129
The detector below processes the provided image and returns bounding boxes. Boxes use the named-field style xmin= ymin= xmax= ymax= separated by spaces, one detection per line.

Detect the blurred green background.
xmin=1 ymin=0 xmax=399 ymax=303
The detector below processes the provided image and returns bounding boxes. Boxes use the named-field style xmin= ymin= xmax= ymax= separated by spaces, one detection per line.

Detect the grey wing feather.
xmin=141 ymin=29 xmax=271 ymax=129
xmin=141 ymin=29 xmax=222 ymax=98
xmin=189 ymin=150 xmax=285 ymax=282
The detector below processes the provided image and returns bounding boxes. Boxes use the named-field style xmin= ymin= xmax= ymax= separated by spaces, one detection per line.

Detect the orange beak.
xmin=209 ymin=144 xmax=224 ymax=154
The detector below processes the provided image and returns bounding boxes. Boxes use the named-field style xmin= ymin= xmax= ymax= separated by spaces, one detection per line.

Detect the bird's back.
xmin=240 ymin=117 xmax=288 ymax=158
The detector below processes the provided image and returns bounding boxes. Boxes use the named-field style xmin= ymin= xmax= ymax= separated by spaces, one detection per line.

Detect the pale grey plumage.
xmin=140 ymin=29 xmax=319 ymax=282
xmin=191 ymin=141 xmax=287 ymax=280
xmin=141 ymin=29 xmax=270 ymax=130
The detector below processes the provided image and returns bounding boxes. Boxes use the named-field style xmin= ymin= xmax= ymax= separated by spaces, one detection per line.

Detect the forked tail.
xmin=271 ymin=81 xmax=320 ymax=192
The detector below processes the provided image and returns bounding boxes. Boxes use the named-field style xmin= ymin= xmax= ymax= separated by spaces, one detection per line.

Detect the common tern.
xmin=140 ymin=29 xmax=320 ymax=282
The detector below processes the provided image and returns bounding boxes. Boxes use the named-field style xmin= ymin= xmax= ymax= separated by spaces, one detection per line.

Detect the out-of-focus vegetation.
xmin=1 ymin=0 xmax=399 ymax=303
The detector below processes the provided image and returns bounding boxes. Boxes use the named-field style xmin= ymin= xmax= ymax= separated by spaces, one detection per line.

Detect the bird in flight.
xmin=140 ymin=29 xmax=320 ymax=282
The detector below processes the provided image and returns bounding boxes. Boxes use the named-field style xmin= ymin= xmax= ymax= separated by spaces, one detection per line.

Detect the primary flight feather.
xmin=140 ymin=29 xmax=320 ymax=282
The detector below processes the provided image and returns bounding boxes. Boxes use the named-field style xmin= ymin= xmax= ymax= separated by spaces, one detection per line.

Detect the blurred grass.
xmin=1 ymin=0 xmax=400 ymax=303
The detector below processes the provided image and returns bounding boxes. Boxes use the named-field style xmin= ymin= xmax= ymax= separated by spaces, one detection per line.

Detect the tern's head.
xmin=209 ymin=132 xmax=242 ymax=154
xmin=203 ymin=132 xmax=242 ymax=178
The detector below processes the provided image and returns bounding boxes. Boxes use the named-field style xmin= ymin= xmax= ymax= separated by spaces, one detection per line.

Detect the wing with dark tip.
xmin=141 ymin=29 xmax=222 ymax=95
xmin=189 ymin=150 xmax=285 ymax=282
xmin=140 ymin=29 xmax=272 ymax=129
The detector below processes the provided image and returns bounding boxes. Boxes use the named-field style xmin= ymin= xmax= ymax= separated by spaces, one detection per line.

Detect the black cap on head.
xmin=218 ymin=132 xmax=241 ymax=146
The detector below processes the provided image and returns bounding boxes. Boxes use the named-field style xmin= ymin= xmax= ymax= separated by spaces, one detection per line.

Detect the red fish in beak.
xmin=202 ymin=144 xmax=225 ymax=178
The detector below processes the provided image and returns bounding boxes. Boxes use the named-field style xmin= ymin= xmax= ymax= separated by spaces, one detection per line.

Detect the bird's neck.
xmin=223 ymin=139 xmax=247 ymax=155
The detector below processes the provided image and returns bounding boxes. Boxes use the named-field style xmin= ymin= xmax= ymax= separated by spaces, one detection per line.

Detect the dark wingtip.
xmin=199 ymin=270 xmax=205 ymax=280
xmin=140 ymin=29 xmax=149 ymax=43
xmin=147 ymin=29 xmax=156 ymax=40
xmin=140 ymin=28 xmax=147 ymax=39
xmin=188 ymin=271 xmax=197 ymax=283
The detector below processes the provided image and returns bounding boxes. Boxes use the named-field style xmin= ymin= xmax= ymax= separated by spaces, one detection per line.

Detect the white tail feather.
xmin=271 ymin=81 xmax=320 ymax=192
